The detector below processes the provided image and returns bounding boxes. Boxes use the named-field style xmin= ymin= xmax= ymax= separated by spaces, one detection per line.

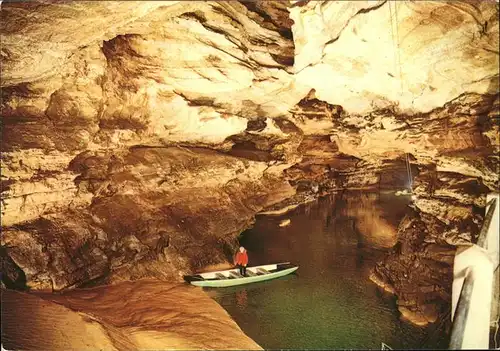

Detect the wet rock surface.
xmin=1 ymin=0 xmax=499 ymax=332
xmin=2 ymin=146 xmax=295 ymax=290
xmin=371 ymin=213 xmax=457 ymax=326
xmin=2 ymin=280 xmax=261 ymax=350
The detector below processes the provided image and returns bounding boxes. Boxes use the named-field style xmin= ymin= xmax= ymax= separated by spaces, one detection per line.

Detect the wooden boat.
xmin=184 ymin=262 xmax=298 ymax=288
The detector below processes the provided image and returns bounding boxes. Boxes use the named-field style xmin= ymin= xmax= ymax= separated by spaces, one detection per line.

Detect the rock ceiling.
xmin=0 ymin=1 xmax=498 ymax=321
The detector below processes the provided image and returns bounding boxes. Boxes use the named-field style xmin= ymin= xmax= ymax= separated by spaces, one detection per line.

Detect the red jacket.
xmin=234 ymin=251 xmax=248 ymax=266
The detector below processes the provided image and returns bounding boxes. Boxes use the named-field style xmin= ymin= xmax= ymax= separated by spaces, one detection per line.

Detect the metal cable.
xmin=404 ymin=153 xmax=413 ymax=192
xmin=494 ymin=318 xmax=499 ymax=349
xmin=394 ymin=1 xmax=404 ymax=94
xmin=388 ymin=1 xmax=398 ymax=83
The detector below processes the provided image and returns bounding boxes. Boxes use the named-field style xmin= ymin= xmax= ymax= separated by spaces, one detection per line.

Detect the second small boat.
xmin=184 ymin=262 xmax=298 ymax=288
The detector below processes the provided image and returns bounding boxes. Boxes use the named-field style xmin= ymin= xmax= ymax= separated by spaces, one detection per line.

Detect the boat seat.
xmin=229 ymin=271 xmax=243 ymax=279
xmin=257 ymin=268 xmax=271 ymax=275
xmin=215 ymin=273 xmax=227 ymax=280
xmin=246 ymin=270 xmax=257 ymax=277
xmin=183 ymin=274 xmax=204 ymax=282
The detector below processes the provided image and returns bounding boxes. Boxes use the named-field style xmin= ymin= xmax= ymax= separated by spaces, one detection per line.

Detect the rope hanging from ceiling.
xmin=388 ymin=0 xmax=404 ymax=96
xmin=405 ymin=152 xmax=413 ymax=193
xmin=390 ymin=1 xmax=413 ymax=194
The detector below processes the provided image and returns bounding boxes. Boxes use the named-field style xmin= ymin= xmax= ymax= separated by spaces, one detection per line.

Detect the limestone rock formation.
xmin=1 ymin=0 xmax=499 ymax=328
xmin=2 ymin=280 xmax=262 ymax=350
xmin=291 ymin=1 xmax=499 ymax=115
xmin=1 ymin=0 xmax=303 ymax=290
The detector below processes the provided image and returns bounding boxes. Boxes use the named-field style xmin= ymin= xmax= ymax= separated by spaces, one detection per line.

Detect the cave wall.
xmin=1 ymin=0 xmax=499 ymax=301
xmin=1 ymin=1 xmax=304 ymax=290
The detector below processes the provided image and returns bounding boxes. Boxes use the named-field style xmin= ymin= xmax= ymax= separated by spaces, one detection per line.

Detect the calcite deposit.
xmin=1 ymin=0 xmax=499 ymax=329
xmin=2 ymin=280 xmax=262 ymax=350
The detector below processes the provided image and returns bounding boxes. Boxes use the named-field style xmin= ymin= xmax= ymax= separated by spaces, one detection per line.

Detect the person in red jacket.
xmin=234 ymin=246 xmax=249 ymax=276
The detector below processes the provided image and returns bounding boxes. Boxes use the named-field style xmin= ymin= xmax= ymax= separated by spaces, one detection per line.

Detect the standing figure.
xmin=234 ymin=246 xmax=248 ymax=276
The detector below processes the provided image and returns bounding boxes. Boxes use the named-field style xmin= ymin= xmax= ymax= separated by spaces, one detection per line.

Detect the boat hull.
xmin=190 ymin=266 xmax=298 ymax=288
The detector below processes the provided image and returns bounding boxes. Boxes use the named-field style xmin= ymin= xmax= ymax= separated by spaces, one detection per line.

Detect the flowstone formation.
xmin=1 ymin=0 xmax=498 ymax=326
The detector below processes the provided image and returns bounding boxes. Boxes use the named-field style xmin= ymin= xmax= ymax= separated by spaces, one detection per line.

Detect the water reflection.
xmin=211 ymin=191 xmax=446 ymax=350
xmin=235 ymin=289 xmax=247 ymax=309
xmin=239 ymin=191 xmax=410 ymax=274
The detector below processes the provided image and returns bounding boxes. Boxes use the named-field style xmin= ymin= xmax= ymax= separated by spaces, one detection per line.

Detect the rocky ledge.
xmin=2 ymin=280 xmax=261 ymax=350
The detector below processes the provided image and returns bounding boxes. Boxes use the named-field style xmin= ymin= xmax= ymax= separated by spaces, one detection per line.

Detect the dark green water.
xmin=208 ymin=192 xmax=449 ymax=350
